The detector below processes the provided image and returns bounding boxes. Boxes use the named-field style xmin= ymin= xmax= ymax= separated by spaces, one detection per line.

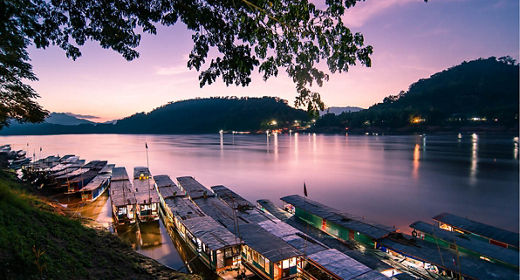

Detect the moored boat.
xmin=80 ymin=174 xmax=111 ymax=202
xmin=133 ymin=167 xmax=160 ymax=222
xmin=110 ymin=167 xmax=137 ymax=225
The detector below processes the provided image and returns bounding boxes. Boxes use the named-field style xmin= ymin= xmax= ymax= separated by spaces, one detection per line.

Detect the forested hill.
xmin=114 ymin=97 xmax=308 ymax=133
xmin=0 ymin=97 xmax=310 ymax=135
xmin=315 ymin=57 xmax=519 ymax=132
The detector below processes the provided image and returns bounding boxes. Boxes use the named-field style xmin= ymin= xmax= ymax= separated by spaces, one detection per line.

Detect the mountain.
xmin=45 ymin=113 xmax=95 ymax=125
xmin=314 ymin=56 xmax=519 ymax=132
xmin=7 ymin=112 xmax=94 ymax=127
xmin=320 ymin=106 xmax=364 ymax=116
xmin=0 ymin=97 xmax=310 ymax=135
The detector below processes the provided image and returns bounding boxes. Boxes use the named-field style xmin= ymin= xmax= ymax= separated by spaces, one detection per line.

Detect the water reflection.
xmin=312 ymin=133 xmax=317 ymax=154
xmin=274 ymin=132 xmax=279 ymax=160
xmin=266 ymin=130 xmax=270 ymax=153
xmin=2 ymin=133 xmax=518 ymax=239
xmin=514 ymin=137 xmax=519 ymax=160
xmin=294 ymin=132 xmax=299 ymax=159
xmin=219 ymin=130 xmax=223 ymax=149
xmin=470 ymin=133 xmax=478 ymax=184
xmin=413 ymin=144 xmax=420 ymax=179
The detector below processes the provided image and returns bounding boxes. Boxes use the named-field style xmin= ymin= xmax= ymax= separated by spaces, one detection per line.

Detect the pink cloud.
xmin=342 ymin=0 xmax=418 ymax=27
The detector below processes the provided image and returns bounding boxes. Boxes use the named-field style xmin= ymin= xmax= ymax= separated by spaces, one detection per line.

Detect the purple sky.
xmin=27 ymin=0 xmax=519 ymax=122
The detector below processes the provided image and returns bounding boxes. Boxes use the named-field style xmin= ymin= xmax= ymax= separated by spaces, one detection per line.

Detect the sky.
xmin=27 ymin=0 xmax=519 ymax=122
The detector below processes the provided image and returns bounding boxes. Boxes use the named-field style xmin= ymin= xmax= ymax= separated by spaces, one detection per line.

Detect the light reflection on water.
xmin=1 ymin=133 xmax=518 ymax=267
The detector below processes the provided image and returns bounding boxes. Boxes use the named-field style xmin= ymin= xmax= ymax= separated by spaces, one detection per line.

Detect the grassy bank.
xmin=0 ymin=170 xmax=198 ymax=280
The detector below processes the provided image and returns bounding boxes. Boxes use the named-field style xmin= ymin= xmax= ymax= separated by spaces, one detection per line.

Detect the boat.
xmin=80 ymin=174 xmax=111 ymax=202
xmin=63 ymin=160 xmax=107 ymax=193
xmin=133 ymin=167 xmax=160 ymax=222
xmin=155 ymin=175 xmax=243 ymax=277
xmin=110 ymin=167 xmax=137 ymax=225
xmin=79 ymin=163 xmax=115 ymax=202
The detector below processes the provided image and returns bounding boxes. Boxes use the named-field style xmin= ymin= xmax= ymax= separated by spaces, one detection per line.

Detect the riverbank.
xmin=0 ymin=169 xmax=199 ymax=280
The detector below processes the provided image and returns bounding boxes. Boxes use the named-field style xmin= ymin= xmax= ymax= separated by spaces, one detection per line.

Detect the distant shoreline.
xmin=0 ymin=128 xmax=518 ymax=137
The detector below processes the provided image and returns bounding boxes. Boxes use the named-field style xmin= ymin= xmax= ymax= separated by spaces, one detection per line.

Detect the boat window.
xmin=225 ymin=247 xmax=233 ymax=258
xmin=282 ymin=259 xmax=290 ymax=269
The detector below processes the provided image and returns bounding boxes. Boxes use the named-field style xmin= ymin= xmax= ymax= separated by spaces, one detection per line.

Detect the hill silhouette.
xmin=0 ymin=97 xmax=309 ymax=135
xmin=314 ymin=57 xmax=519 ymax=132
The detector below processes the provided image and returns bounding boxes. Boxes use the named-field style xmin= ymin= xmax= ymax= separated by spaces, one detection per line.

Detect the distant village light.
xmin=411 ymin=117 xmax=425 ymax=124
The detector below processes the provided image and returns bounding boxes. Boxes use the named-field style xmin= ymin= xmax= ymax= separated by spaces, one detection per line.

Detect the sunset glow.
xmin=26 ymin=0 xmax=518 ymax=122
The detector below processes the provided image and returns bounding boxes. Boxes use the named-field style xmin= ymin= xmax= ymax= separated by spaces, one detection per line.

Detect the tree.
xmin=1 ymin=0 xmax=378 ymax=128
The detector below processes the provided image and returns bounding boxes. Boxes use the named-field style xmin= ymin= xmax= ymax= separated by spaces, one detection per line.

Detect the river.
xmin=2 ymin=133 xmax=518 ymax=270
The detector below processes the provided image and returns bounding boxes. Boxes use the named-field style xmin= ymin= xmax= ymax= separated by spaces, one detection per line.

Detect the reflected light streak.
xmin=413 ymin=144 xmax=420 ymax=178
xmin=312 ymin=133 xmax=317 ymax=154
xmin=294 ymin=132 xmax=299 ymax=158
xmin=219 ymin=130 xmax=223 ymax=149
xmin=470 ymin=133 xmax=478 ymax=184
xmin=274 ymin=132 xmax=279 ymax=160
xmin=266 ymin=130 xmax=270 ymax=153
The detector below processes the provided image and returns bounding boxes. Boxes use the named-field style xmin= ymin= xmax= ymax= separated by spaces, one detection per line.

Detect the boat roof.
xmin=207 ymin=186 xmax=276 ymax=225
xmin=257 ymin=199 xmax=292 ymax=221
xmin=133 ymin=178 xmax=160 ymax=204
xmin=110 ymin=180 xmax=136 ymax=206
xmin=177 ymin=176 xmax=214 ymax=199
xmin=55 ymin=167 xmax=90 ymax=179
xmin=380 ymin=233 xmax=519 ymax=280
xmin=433 ymin=212 xmax=519 ymax=248
xmin=62 ymin=156 xmax=80 ymax=163
xmin=111 ymin=167 xmax=129 ymax=181
xmin=133 ymin=166 xmax=150 ymax=178
xmin=238 ymin=223 xmax=303 ymax=263
xmin=83 ymin=160 xmax=107 ymax=170
xmin=211 ymin=185 xmax=254 ymax=209
xmin=281 ymin=195 xmax=393 ymax=240
xmin=188 ymin=188 xmax=304 ymax=262
xmin=60 ymin=154 xmax=76 ymax=161
xmin=99 ymin=164 xmax=115 ymax=174
xmin=411 ymin=221 xmax=519 ymax=266
xmin=165 ymin=197 xmax=205 ymax=220
xmin=258 ymin=219 xmax=328 ymax=256
xmin=190 ymin=196 xmax=238 ymax=228
xmin=52 ymin=167 xmax=80 ymax=177
xmin=308 ymin=249 xmax=389 ymax=280
xmin=182 ymin=216 xmax=240 ymax=251
xmin=47 ymin=163 xmax=74 ymax=172
xmin=155 ymin=175 xmax=184 ymax=198
xmin=81 ymin=174 xmax=111 ymax=192
xmin=154 ymin=175 xmax=176 ymax=188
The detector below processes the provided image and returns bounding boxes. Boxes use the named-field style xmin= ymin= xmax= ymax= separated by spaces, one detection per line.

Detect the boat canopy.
xmin=81 ymin=174 xmax=111 ymax=192
xmin=182 ymin=216 xmax=240 ymax=251
xmin=281 ymin=195 xmax=393 ymax=240
xmin=433 ymin=212 xmax=519 ymax=248
xmin=177 ymin=176 xmax=215 ymax=199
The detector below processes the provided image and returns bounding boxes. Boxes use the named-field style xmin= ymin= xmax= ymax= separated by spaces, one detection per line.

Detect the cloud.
xmin=342 ymin=0 xmax=417 ymax=27
xmin=156 ymin=64 xmax=192 ymax=76
xmin=64 ymin=112 xmax=100 ymax=119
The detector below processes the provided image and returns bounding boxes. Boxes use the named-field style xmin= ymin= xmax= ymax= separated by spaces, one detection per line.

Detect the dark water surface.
xmin=2 ymin=133 xmax=518 ymax=268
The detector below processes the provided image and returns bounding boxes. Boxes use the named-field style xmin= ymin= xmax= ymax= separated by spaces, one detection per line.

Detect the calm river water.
xmin=2 ymin=133 xmax=518 ymax=270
